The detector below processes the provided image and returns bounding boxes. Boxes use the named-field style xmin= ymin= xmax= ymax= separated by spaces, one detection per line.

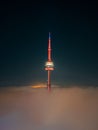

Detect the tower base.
xmin=47 ymin=83 xmax=51 ymax=92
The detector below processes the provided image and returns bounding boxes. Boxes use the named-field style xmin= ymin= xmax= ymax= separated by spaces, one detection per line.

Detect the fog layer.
xmin=0 ymin=87 xmax=98 ymax=130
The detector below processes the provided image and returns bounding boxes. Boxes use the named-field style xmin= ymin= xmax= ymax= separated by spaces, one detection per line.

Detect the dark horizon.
xmin=0 ymin=0 xmax=98 ymax=87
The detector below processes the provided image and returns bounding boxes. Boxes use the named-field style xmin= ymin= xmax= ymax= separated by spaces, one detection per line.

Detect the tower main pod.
xmin=45 ymin=32 xmax=54 ymax=91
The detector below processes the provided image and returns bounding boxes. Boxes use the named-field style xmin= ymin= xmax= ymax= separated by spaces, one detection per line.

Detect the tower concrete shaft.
xmin=47 ymin=70 xmax=51 ymax=91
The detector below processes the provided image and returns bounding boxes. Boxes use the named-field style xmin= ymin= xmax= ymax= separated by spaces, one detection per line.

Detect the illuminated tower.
xmin=45 ymin=32 xmax=54 ymax=91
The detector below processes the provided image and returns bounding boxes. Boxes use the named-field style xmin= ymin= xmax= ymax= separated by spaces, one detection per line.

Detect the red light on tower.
xmin=45 ymin=32 xmax=54 ymax=91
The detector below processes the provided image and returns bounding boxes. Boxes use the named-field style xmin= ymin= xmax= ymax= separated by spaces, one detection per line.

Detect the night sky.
xmin=0 ymin=0 xmax=98 ymax=87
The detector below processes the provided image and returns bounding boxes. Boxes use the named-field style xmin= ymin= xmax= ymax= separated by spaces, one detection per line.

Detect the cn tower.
xmin=45 ymin=32 xmax=54 ymax=91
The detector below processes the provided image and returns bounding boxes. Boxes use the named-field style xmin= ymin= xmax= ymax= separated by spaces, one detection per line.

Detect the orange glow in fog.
xmin=32 ymin=84 xmax=47 ymax=89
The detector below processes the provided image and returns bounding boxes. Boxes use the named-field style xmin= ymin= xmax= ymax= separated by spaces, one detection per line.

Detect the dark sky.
xmin=0 ymin=0 xmax=98 ymax=87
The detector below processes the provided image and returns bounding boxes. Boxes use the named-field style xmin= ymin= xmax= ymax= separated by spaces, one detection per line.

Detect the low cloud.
xmin=0 ymin=86 xmax=98 ymax=130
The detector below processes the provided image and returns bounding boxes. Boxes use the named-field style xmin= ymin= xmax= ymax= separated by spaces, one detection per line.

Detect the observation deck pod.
xmin=45 ymin=61 xmax=54 ymax=71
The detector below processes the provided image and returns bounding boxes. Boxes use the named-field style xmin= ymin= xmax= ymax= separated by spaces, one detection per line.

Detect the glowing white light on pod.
xmin=45 ymin=61 xmax=54 ymax=67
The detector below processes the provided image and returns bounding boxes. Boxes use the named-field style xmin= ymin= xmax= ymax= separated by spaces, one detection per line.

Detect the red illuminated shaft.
xmin=47 ymin=70 xmax=51 ymax=91
xmin=48 ymin=32 xmax=51 ymax=61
